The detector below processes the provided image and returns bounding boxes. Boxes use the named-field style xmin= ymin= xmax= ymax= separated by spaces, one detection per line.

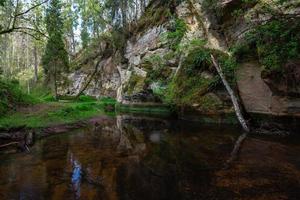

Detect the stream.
xmin=0 ymin=115 xmax=299 ymax=200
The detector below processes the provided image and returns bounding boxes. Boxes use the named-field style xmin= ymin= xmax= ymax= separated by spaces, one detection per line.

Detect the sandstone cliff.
xmin=60 ymin=0 xmax=300 ymax=120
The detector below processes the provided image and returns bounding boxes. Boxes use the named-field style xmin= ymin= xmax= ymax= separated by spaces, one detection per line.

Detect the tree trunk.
xmin=33 ymin=45 xmax=38 ymax=82
xmin=121 ymin=0 xmax=128 ymax=29
xmin=211 ymin=54 xmax=250 ymax=132
xmin=54 ymin=64 xmax=58 ymax=100
xmin=75 ymin=60 xmax=102 ymax=99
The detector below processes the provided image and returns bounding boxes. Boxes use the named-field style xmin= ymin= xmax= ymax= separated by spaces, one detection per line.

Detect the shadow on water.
xmin=0 ymin=115 xmax=299 ymax=200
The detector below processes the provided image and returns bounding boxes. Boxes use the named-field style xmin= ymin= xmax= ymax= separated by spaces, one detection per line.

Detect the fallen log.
xmin=0 ymin=142 xmax=20 ymax=149
xmin=211 ymin=54 xmax=250 ymax=132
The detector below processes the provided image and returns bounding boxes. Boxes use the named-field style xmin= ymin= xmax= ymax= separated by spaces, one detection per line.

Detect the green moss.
xmin=165 ymin=18 xmax=188 ymax=51
xmin=166 ymin=75 xmax=217 ymax=107
xmin=164 ymin=39 xmax=236 ymax=108
xmin=123 ymin=73 xmax=146 ymax=95
xmin=232 ymin=19 xmax=300 ymax=72
xmin=135 ymin=4 xmax=172 ymax=34
xmin=143 ymin=55 xmax=173 ymax=85
xmin=202 ymin=0 xmax=223 ymax=17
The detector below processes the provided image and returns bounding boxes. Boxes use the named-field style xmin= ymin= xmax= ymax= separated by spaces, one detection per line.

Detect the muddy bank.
xmin=0 ymin=116 xmax=115 ymax=153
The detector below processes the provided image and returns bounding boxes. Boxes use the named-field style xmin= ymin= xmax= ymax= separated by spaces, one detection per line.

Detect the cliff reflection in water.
xmin=0 ymin=115 xmax=299 ymax=200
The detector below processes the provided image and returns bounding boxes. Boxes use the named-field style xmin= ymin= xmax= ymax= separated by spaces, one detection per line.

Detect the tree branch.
xmin=15 ymin=0 xmax=49 ymax=17
xmin=0 ymin=0 xmax=48 ymax=36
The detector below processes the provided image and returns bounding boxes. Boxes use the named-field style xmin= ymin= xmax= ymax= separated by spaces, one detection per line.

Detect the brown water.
xmin=0 ymin=115 xmax=299 ymax=200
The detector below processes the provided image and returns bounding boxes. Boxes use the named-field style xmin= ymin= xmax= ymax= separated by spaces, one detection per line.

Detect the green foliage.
xmin=42 ymin=95 xmax=57 ymax=102
xmin=233 ymin=19 xmax=300 ymax=71
xmin=165 ymin=74 xmax=218 ymax=107
xmin=81 ymin=22 xmax=90 ymax=48
xmin=0 ymin=99 xmax=117 ymax=129
xmin=111 ymin=28 xmax=127 ymax=52
xmin=164 ymin=39 xmax=236 ymax=107
xmin=143 ymin=55 xmax=172 ymax=85
xmin=0 ymin=79 xmax=37 ymax=115
xmin=135 ymin=4 xmax=172 ymax=34
xmin=77 ymin=95 xmax=96 ymax=102
xmin=42 ymin=0 xmax=69 ymax=85
xmin=124 ymin=73 xmax=145 ymax=95
xmin=0 ymin=0 xmax=5 ymax=6
xmin=166 ymin=18 xmax=188 ymax=50
xmin=202 ymin=0 xmax=223 ymax=17
xmin=182 ymin=41 xmax=211 ymax=76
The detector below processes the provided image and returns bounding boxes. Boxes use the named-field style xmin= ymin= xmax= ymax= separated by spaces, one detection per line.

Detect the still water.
xmin=0 ymin=115 xmax=299 ymax=200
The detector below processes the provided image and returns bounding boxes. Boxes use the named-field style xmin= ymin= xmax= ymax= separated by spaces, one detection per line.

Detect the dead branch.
xmin=211 ymin=54 xmax=250 ymax=132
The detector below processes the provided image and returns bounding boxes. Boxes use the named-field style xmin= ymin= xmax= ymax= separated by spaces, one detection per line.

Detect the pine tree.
xmin=42 ymin=0 xmax=69 ymax=99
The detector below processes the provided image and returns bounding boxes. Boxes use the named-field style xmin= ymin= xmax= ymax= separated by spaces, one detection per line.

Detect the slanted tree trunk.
xmin=211 ymin=54 xmax=250 ymax=132
xmin=75 ymin=59 xmax=102 ymax=99
xmin=174 ymin=54 xmax=186 ymax=78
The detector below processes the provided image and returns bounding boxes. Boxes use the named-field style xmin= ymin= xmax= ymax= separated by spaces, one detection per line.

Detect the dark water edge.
xmin=0 ymin=115 xmax=299 ymax=200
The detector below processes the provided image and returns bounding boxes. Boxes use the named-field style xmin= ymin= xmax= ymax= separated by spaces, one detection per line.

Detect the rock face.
xmin=62 ymin=0 xmax=300 ymax=119
xmin=60 ymin=57 xmax=121 ymax=98
xmin=237 ymin=62 xmax=300 ymax=116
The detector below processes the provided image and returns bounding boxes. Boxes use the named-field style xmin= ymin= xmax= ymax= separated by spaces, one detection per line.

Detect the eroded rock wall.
xmin=63 ymin=0 xmax=300 ymax=118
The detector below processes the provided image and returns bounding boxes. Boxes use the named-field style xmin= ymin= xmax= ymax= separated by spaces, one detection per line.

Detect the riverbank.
xmin=0 ymin=98 xmax=116 ymax=130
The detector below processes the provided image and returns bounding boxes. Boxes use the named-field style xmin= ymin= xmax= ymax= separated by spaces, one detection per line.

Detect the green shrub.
xmin=0 ymin=79 xmax=37 ymax=115
xmin=164 ymin=39 xmax=236 ymax=106
xmin=166 ymin=18 xmax=188 ymax=50
xmin=232 ymin=19 xmax=300 ymax=72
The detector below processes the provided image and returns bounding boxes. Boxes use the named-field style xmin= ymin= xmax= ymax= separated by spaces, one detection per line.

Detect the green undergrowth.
xmin=0 ymin=97 xmax=116 ymax=129
xmin=133 ymin=1 xmax=172 ymax=34
xmin=164 ymin=39 xmax=236 ymax=107
xmin=164 ymin=18 xmax=188 ymax=51
xmin=0 ymin=79 xmax=38 ymax=115
xmin=231 ymin=19 xmax=300 ymax=73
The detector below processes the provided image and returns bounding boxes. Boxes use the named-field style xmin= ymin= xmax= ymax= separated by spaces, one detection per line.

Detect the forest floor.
xmin=0 ymin=98 xmax=116 ymax=130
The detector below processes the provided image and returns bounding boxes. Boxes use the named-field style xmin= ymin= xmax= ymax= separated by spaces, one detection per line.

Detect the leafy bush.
xmin=233 ymin=19 xmax=300 ymax=72
xmin=166 ymin=18 xmax=188 ymax=50
xmin=0 ymin=79 xmax=36 ymax=115
xmin=164 ymin=39 xmax=237 ymax=106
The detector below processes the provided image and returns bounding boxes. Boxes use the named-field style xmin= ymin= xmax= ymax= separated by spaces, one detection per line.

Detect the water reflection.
xmin=0 ymin=115 xmax=299 ymax=200
xmin=70 ymin=154 xmax=82 ymax=199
